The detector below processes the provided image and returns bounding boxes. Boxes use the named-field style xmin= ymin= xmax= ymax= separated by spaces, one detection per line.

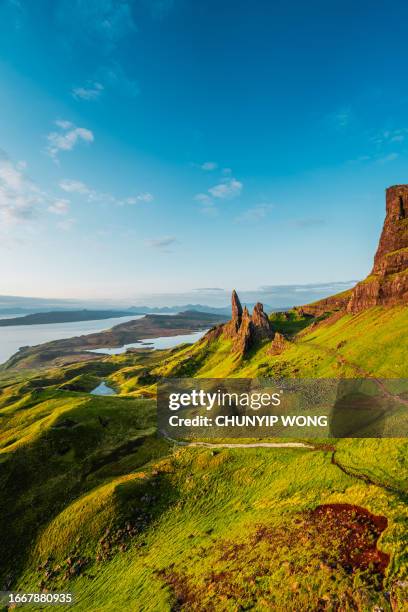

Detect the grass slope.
xmin=140 ymin=306 xmax=408 ymax=382
xmin=0 ymin=305 xmax=407 ymax=610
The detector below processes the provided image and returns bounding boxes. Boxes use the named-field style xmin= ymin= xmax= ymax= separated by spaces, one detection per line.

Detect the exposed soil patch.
xmin=158 ymin=504 xmax=390 ymax=611
xmin=309 ymin=504 xmax=389 ymax=578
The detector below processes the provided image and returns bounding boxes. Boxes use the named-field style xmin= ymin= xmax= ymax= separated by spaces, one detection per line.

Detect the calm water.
xmin=88 ymin=329 xmax=208 ymax=355
xmin=0 ymin=315 xmax=143 ymax=365
xmin=90 ymin=381 xmax=117 ymax=396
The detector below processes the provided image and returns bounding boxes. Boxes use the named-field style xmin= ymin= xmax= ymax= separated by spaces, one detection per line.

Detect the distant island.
xmin=0 ymin=310 xmax=134 ymax=327
xmin=3 ymin=310 xmax=229 ymax=369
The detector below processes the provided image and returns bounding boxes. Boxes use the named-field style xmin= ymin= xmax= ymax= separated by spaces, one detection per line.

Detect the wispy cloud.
xmin=46 ymin=120 xmax=94 ymax=161
xmin=193 ymin=193 xmax=218 ymax=216
xmin=72 ymin=81 xmax=104 ymax=101
xmin=235 ymin=203 xmax=273 ymax=223
xmin=59 ymin=178 xmax=153 ymax=206
xmin=194 ymin=193 xmax=212 ymax=205
xmin=144 ymin=236 xmax=177 ymax=251
xmin=59 ymin=179 xmax=90 ymax=195
xmin=194 ymin=173 xmax=243 ymax=216
xmin=199 ymin=161 xmax=218 ymax=171
xmin=371 ymin=128 xmax=408 ymax=146
xmin=124 ymin=192 xmax=154 ymax=204
xmin=0 ymin=151 xmax=43 ymax=224
xmin=209 ymin=178 xmax=243 ymax=199
xmin=48 ymin=199 xmax=70 ymax=215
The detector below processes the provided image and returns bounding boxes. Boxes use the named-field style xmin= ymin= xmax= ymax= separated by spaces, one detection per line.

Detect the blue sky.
xmin=1 ymin=0 xmax=408 ymax=307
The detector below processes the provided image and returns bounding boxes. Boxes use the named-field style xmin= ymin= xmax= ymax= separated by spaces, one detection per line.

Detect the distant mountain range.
xmin=0 ymin=302 xmax=283 ymax=320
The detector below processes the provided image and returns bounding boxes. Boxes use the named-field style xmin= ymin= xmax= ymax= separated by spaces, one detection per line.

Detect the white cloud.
xmin=0 ymin=152 xmax=43 ymax=224
xmin=0 ymin=158 xmax=24 ymax=191
xmin=200 ymin=161 xmax=218 ymax=171
xmin=59 ymin=179 xmax=91 ymax=195
xmin=194 ymin=193 xmax=212 ymax=204
xmin=371 ymin=129 xmax=408 ymax=146
xmin=145 ymin=236 xmax=177 ymax=250
xmin=194 ymin=175 xmax=242 ymax=215
xmin=72 ymin=82 xmax=104 ymax=101
xmin=235 ymin=203 xmax=273 ymax=223
xmin=46 ymin=120 xmax=94 ymax=161
xmin=48 ymin=199 xmax=70 ymax=215
xmin=209 ymin=178 xmax=243 ymax=200
xmin=124 ymin=192 xmax=154 ymax=204
xmin=59 ymin=178 xmax=153 ymax=207
xmin=194 ymin=192 xmax=218 ymax=216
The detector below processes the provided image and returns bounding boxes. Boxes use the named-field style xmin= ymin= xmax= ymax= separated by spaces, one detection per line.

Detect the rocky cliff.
xmin=347 ymin=185 xmax=408 ymax=312
xmin=301 ymin=185 xmax=408 ymax=315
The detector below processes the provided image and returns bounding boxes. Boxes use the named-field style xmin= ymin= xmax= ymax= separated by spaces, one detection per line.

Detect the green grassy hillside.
xmin=136 ymin=305 xmax=408 ymax=384
xmin=1 ymin=305 xmax=408 ymax=610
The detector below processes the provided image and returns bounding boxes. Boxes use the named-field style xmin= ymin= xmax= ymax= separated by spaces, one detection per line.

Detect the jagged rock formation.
xmin=210 ymin=290 xmax=274 ymax=355
xmin=347 ymin=185 xmax=408 ymax=312
xmin=224 ymin=290 xmax=244 ymax=338
xmin=252 ymin=302 xmax=274 ymax=341
xmin=267 ymin=332 xmax=288 ymax=355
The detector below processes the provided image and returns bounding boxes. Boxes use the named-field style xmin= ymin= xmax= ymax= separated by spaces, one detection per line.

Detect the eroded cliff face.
xmin=347 ymin=185 xmax=408 ymax=312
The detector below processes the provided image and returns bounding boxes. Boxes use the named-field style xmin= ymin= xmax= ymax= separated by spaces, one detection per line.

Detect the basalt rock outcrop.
xmin=267 ymin=331 xmax=288 ymax=355
xmin=211 ymin=290 xmax=274 ymax=355
xmin=347 ymin=185 xmax=408 ymax=312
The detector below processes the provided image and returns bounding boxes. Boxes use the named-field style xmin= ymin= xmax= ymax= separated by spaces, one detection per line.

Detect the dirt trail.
xmin=161 ymin=433 xmax=312 ymax=449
